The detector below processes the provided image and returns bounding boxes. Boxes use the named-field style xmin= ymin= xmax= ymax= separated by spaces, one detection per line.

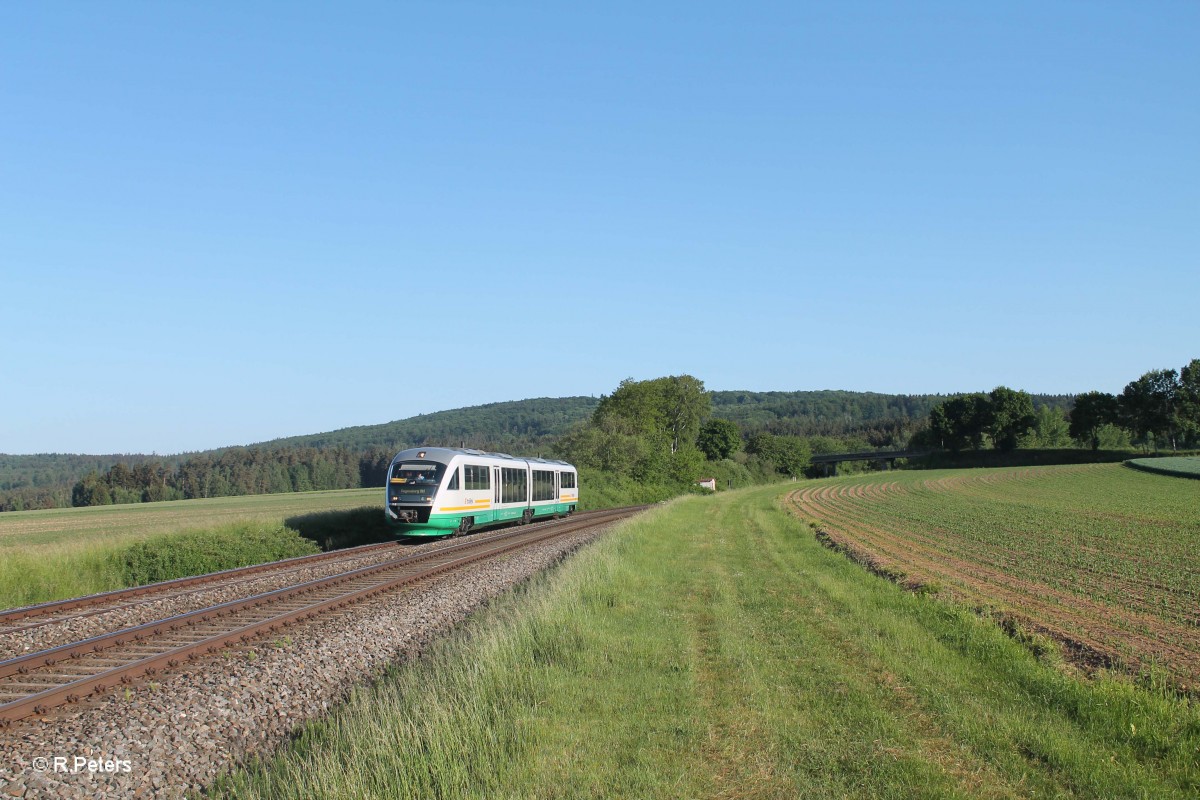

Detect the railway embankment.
xmin=0 ymin=513 xmax=629 ymax=799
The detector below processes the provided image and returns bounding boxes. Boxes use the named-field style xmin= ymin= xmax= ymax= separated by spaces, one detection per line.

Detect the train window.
xmin=465 ymin=465 xmax=490 ymax=491
xmin=391 ymin=463 xmax=441 ymax=484
xmin=532 ymin=470 xmax=554 ymax=501
xmin=560 ymin=471 xmax=576 ymax=489
xmin=532 ymin=470 xmax=555 ymax=501
xmin=447 ymin=469 xmax=460 ymax=490
xmin=501 ymin=467 xmax=527 ymax=504
xmin=388 ymin=462 xmax=444 ymax=503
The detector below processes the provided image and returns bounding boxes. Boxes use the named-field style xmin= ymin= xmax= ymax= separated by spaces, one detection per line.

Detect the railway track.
xmin=0 ymin=510 xmax=617 ymax=650
xmin=0 ymin=507 xmax=638 ymax=725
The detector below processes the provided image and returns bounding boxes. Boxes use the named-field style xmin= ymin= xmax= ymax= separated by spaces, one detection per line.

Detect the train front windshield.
xmin=389 ymin=462 xmax=445 ymax=504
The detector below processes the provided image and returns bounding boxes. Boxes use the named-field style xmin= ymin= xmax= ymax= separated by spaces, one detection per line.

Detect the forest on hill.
xmin=2 ymin=358 xmax=1192 ymax=513
xmin=255 ymin=396 xmax=600 ymax=452
xmin=1 ymin=389 xmax=958 ymax=511
xmin=0 ymin=453 xmax=174 ymax=512
xmin=711 ymin=390 xmax=1072 ymax=445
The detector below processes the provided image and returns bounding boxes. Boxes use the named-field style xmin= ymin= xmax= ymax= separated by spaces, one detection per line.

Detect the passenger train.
xmin=384 ymin=447 xmax=579 ymax=536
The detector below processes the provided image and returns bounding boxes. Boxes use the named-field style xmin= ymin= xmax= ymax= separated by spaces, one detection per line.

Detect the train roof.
xmin=389 ymin=447 xmax=574 ymax=468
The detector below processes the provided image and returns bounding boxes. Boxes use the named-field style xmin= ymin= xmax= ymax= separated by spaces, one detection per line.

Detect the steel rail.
xmin=0 ymin=506 xmax=639 ymax=724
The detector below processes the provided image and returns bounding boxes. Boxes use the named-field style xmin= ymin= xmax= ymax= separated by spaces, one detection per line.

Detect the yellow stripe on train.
xmin=438 ymin=502 xmax=493 ymax=512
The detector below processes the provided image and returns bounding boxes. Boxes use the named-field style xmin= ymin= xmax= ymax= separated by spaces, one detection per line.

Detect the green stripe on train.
xmin=396 ymin=503 xmax=577 ymax=536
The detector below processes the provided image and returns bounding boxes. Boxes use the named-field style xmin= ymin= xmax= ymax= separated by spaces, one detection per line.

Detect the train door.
xmin=493 ymin=467 xmax=501 ymax=505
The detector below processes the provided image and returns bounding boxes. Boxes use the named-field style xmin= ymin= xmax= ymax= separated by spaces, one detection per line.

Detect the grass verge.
xmin=212 ymin=486 xmax=1200 ymax=799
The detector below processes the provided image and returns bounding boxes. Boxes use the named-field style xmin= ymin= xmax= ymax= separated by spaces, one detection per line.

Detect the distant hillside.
xmin=249 ymin=396 xmax=600 ymax=453
xmin=0 ymin=453 xmax=174 ymax=511
xmin=246 ymin=390 xmax=1073 ymax=453
xmin=0 ymin=389 xmax=1074 ymax=510
xmin=711 ymin=390 xmax=1072 ymax=438
xmin=712 ymin=390 xmax=944 ymax=434
xmin=0 ymin=397 xmax=601 ymax=510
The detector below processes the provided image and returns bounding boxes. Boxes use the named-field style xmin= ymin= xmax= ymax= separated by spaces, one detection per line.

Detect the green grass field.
xmin=0 ymin=488 xmax=379 ymax=549
xmin=215 ymin=480 xmax=1200 ymax=799
xmin=0 ymin=489 xmax=378 ymax=609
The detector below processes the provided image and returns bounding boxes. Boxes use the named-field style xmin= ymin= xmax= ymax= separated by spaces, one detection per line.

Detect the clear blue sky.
xmin=2 ymin=2 xmax=1196 ymax=455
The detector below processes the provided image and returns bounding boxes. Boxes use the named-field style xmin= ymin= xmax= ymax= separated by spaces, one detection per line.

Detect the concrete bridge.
xmin=810 ymin=450 xmax=932 ymax=477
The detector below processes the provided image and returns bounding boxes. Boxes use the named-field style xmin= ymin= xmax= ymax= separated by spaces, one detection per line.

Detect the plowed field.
xmin=787 ymin=464 xmax=1200 ymax=687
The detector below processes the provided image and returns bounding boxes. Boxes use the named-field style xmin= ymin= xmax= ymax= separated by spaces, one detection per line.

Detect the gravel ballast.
xmin=0 ymin=545 xmax=415 ymax=662
xmin=0 ymin=522 xmax=617 ymax=799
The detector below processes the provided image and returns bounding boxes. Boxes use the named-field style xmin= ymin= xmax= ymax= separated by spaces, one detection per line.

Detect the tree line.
xmin=0 ymin=388 xmax=1001 ymax=511
xmin=1071 ymin=359 xmax=1199 ymax=451
xmin=5 ymin=367 xmax=1193 ymax=512
xmin=69 ymin=447 xmax=397 ymax=507
xmin=922 ymin=358 xmax=1200 ymax=453
xmin=71 ymin=377 xmax=931 ymax=509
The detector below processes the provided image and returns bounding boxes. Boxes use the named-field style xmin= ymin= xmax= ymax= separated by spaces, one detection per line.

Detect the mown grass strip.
xmin=213 ymin=487 xmax=1200 ymax=799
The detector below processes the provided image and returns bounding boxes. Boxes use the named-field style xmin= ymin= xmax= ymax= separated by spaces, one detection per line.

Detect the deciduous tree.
xmin=1069 ymin=391 xmax=1120 ymax=450
xmin=1178 ymin=359 xmax=1200 ymax=444
xmin=1119 ymin=369 xmax=1180 ymax=450
xmin=1022 ymin=406 xmax=1072 ymax=448
xmin=988 ymin=386 xmax=1036 ymax=452
xmin=697 ymin=419 xmax=742 ymax=461
xmin=929 ymin=394 xmax=990 ymax=452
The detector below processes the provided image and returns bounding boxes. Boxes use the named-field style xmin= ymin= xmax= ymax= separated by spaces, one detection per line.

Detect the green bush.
xmin=117 ymin=521 xmax=320 ymax=585
xmin=284 ymin=506 xmax=394 ymax=550
xmin=577 ymin=468 xmax=684 ymax=510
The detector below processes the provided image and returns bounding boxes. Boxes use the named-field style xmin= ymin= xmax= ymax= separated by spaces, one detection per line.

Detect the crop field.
xmin=787 ymin=464 xmax=1200 ymax=687
xmin=0 ymin=489 xmax=379 ymax=609
xmin=0 ymin=488 xmax=378 ymax=550
xmin=1127 ymin=456 xmax=1200 ymax=480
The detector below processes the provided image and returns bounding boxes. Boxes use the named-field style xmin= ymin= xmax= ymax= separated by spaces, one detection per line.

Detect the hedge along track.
xmin=0 ymin=509 xmax=620 ymax=638
xmin=0 ymin=540 xmax=405 ymax=634
xmin=0 ymin=506 xmax=641 ymax=725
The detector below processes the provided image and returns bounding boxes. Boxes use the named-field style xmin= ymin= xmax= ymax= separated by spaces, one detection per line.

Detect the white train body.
xmin=384 ymin=447 xmax=578 ymax=536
